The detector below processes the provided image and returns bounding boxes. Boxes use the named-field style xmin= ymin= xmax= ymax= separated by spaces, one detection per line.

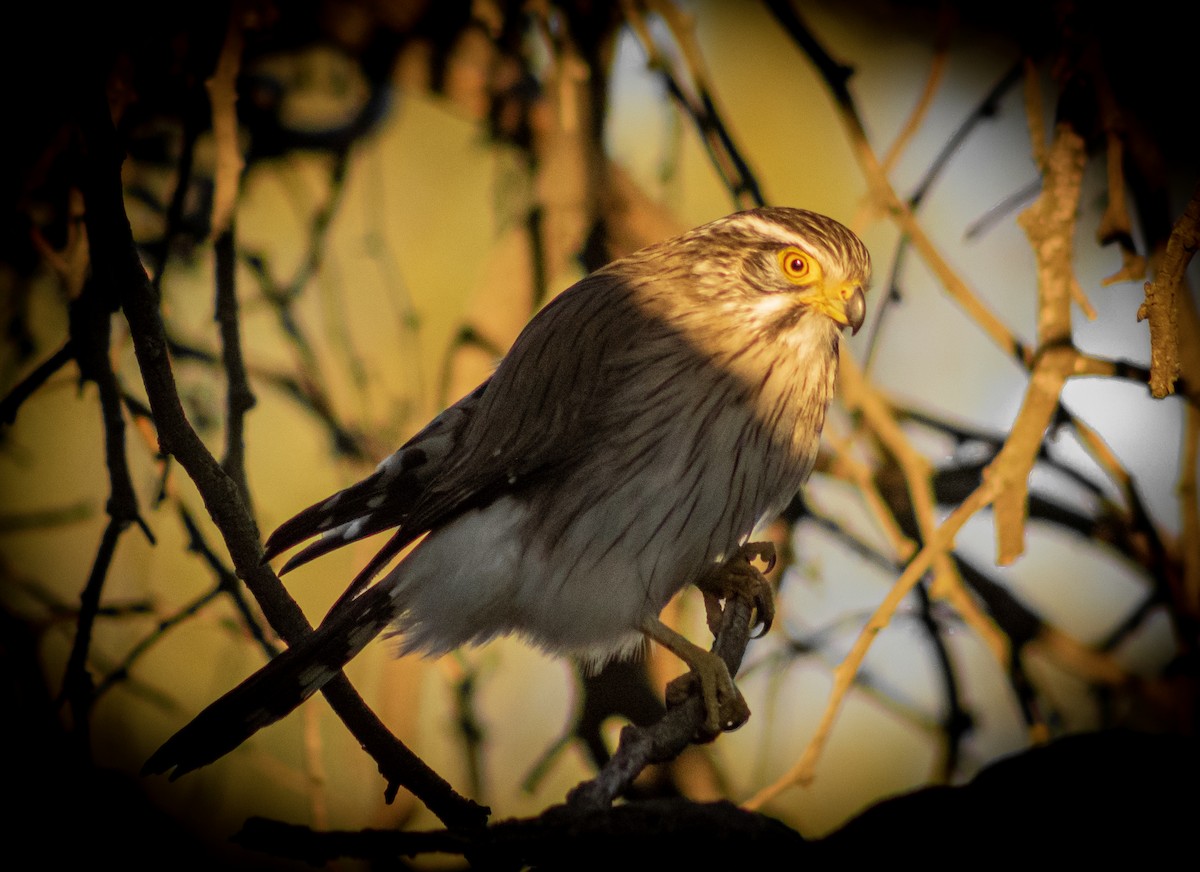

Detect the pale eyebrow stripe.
xmin=733 ymin=214 xmax=809 ymax=249
xmin=731 ymin=212 xmax=867 ymax=278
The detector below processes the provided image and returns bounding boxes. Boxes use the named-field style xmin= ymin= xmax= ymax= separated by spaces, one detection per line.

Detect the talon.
xmin=664 ymin=656 xmax=749 ymax=738
xmin=642 ymin=617 xmax=750 ymax=739
xmin=695 ymin=542 xmax=777 ymax=638
xmin=742 ymin=540 xmax=777 ymax=574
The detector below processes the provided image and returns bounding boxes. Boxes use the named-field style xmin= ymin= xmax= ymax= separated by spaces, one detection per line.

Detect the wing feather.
xmin=262 ymin=271 xmax=635 ymax=586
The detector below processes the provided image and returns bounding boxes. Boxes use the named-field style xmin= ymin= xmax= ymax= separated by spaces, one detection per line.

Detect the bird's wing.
xmin=399 ymin=270 xmax=632 ymax=527
xmin=262 ymin=270 xmax=633 ymax=583
xmin=144 ymin=273 xmax=641 ymax=779
xmin=261 ymin=380 xmax=489 ymax=574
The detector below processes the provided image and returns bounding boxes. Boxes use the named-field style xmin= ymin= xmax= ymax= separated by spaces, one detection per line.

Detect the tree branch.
xmin=78 ymin=80 xmax=486 ymax=829
xmin=1139 ymin=182 xmax=1200 ymax=398
xmin=0 ymin=341 xmax=75 ymax=426
xmin=567 ymin=593 xmax=755 ymax=811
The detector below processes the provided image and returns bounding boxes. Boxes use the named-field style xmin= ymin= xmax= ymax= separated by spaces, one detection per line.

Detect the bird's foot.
xmin=664 ymin=652 xmax=750 ymax=739
xmin=642 ymin=617 xmax=749 ymax=739
xmin=696 ymin=541 xmax=777 ymax=638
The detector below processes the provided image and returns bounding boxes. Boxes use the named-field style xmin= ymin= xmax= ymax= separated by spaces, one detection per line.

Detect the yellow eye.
xmin=777 ymin=247 xmax=813 ymax=283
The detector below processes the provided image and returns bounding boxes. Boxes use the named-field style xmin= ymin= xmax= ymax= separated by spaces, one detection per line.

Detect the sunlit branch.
xmin=1140 ymin=182 xmax=1200 ymax=398
xmin=624 ymin=0 xmax=765 ymax=209
xmin=771 ymin=2 xmax=1031 ymax=365
xmin=840 ymin=354 xmax=1010 ymax=665
xmin=1096 ymin=132 xmax=1147 ymax=288
xmin=864 ymin=61 xmax=1024 ymax=368
xmin=206 ymin=1 xmax=247 ymax=240
xmin=745 ymin=479 xmax=1001 ymax=808
xmin=819 ymin=426 xmax=916 ymax=562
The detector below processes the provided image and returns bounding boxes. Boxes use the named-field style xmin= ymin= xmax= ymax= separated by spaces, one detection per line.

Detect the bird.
xmin=144 ymin=206 xmax=871 ymax=778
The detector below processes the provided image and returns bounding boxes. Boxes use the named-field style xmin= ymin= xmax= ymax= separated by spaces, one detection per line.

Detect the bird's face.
xmin=769 ymin=240 xmax=869 ymax=334
xmin=629 ymin=207 xmax=871 ymax=355
xmin=711 ymin=208 xmax=871 ymax=337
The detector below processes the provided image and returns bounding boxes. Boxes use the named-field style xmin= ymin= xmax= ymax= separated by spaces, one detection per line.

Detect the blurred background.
xmin=2 ymin=0 xmax=1197 ymax=865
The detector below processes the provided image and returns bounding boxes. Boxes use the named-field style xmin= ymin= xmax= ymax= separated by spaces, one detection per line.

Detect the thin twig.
xmin=80 ymin=80 xmax=486 ymax=829
xmin=58 ymin=265 xmax=154 ymax=750
xmin=60 ymin=520 xmax=122 ymax=751
xmin=821 ymin=425 xmax=916 ymax=561
xmin=0 ymin=341 xmax=75 ymax=426
xmin=744 ymin=479 xmax=1001 ymax=808
xmin=94 ymin=587 xmax=225 ymax=700
xmin=624 ymin=0 xmax=765 ymax=209
xmin=206 ymin=0 xmax=246 ymax=240
xmin=1096 ymin=132 xmax=1146 ymax=288
xmin=770 ymin=2 xmax=1031 ymax=365
xmin=864 ymin=61 xmax=1024 ymax=367
xmin=214 ymin=226 xmax=257 ymax=512
xmin=840 ymin=354 xmax=1009 ymax=663
xmin=165 ymin=332 xmax=371 ymax=460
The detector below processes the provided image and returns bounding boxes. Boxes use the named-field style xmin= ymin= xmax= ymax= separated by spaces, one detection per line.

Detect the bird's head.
xmin=628 ymin=207 xmax=873 ymax=350
xmin=677 ymin=207 xmax=872 ymax=339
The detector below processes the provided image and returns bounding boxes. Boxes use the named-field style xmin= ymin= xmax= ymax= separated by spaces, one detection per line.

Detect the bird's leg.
xmin=640 ymin=543 xmax=776 ymax=738
xmin=641 ymin=616 xmax=749 ymax=737
xmin=694 ymin=541 xmax=777 ymax=638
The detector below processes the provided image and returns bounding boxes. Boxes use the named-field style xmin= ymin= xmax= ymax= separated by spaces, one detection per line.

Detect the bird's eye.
xmin=777 ymin=247 xmax=813 ymax=283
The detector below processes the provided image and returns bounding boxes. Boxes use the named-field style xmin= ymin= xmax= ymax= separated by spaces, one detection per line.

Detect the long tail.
xmin=146 ymin=385 xmax=490 ymax=778
xmin=143 ymin=580 xmax=401 ymax=779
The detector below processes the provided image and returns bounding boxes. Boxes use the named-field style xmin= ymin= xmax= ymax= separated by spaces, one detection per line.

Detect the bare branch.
xmin=206 ymin=1 xmax=246 ymax=239
xmin=993 ymin=118 xmax=1088 ymax=564
xmin=568 ymin=593 xmax=756 ymax=810
xmin=624 ymin=0 xmax=765 ymax=208
xmin=78 ymin=81 xmax=487 ymax=829
xmin=214 ymin=227 xmax=257 ymax=511
xmin=744 ymin=479 xmax=1001 ymax=808
xmin=1139 ymin=182 xmax=1200 ymax=398
xmin=0 ymin=341 xmax=75 ymax=426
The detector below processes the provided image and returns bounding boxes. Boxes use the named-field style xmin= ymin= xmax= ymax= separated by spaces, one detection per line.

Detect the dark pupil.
xmin=789 ymin=257 xmax=805 ymax=273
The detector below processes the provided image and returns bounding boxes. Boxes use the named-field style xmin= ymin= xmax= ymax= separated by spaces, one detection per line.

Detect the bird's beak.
xmin=801 ymin=283 xmax=867 ymax=335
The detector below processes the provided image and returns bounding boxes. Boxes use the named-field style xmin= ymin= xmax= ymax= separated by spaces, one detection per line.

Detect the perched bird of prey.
xmin=145 ymin=206 xmax=871 ymax=777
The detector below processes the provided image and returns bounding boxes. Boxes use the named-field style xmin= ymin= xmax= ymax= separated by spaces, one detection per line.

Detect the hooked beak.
xmin=843 ymin=285 xmax=867 ymax=335
xmin=801 ymin=283 xmax=867 ymax=335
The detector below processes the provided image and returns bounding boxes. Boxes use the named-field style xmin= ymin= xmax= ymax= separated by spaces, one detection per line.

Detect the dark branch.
xmin=235 ymin=797 xmax=804 ymax=868
xmin=177 ymin=504 xmax=278 ymax=659
xmin=164 ymin=333 xmax=370 ymax=461
xmin=59 ymin=519 xmax=122 ymax=753
xmin=0 ymin=341 xmax=75 ymax=426
xmin=567 ymin=595 xmax=755 ymax=811
xmin=213 ymin=224 xmax=257 ymax=512
xmin=762 ymin=0 xmax=856 ymax=111
xmin=79 ymin=80 xmax=486 ymax=829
